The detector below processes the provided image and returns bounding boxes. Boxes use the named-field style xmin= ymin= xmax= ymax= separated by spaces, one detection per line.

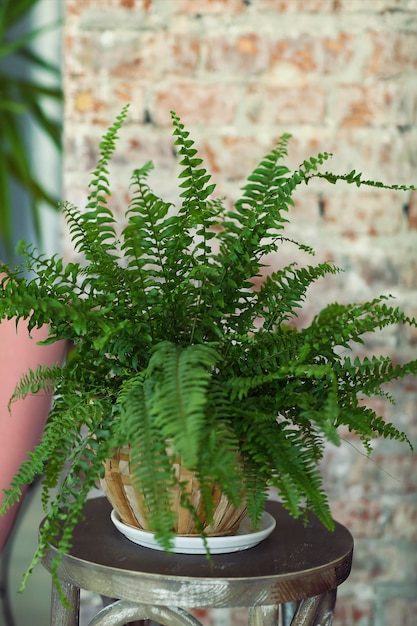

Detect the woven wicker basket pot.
xmin=100 ymin=445 xmax=248 ymax=537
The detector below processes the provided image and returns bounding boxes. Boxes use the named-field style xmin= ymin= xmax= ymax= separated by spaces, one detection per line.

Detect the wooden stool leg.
xmin=248 ymin=604 xmax=279 ymax=626
xmin=290 ymin=590 xmax=337 ymax=626
xmin=50 ymin=580 xmax=80 ymax=626
xmin=312 ymin=590 xmax=337 ymax=625
xmin=281 ymin=602 xmax=299 ymax=626
xmin=88 ymin=601 xmax=203 ymax=626
xmin=101 ymin=595 xmax=149 ymax=626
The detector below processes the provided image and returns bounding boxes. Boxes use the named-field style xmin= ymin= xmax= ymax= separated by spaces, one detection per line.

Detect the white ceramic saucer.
xmin=111 ymin=510 xmax=276 ymax=554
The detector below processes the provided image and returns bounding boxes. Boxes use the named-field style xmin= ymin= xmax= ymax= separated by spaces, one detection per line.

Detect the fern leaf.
xmin=315 ymin=170 xmax=417 ymax=192
xmin=171 ymin=111 xmax=216 ymax=208
xmin=258 ymin=261 xmax=342 ymax=329
xmin=7 ymin=363 xmax=62 ymax=410
xmin=145 ymin=341 xmax=220 ymax=467
xmin=115 ymin=374 xmax=178 ymax=548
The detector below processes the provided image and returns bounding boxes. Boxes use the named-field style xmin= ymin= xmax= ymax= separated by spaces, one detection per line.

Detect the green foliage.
xmin=0 ymin=0 xmax=62 ymax=253
xmin=0 ymin=106 xmax=416 ymax=602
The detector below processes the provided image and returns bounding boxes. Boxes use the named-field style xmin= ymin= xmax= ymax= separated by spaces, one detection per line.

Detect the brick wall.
xmin=63 ymin=1 xmax=417 ymax=624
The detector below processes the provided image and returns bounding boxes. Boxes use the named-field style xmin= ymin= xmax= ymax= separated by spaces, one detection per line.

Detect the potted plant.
xmin=0 ymin=105 xmax=415 ymax=600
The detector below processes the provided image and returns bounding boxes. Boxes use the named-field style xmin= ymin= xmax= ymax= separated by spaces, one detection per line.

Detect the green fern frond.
xmin=0 ymin=451 xmax=45 ymax=512
xmin=240 ymin=456 xmax=270 ymax=526
xmin=26 ymin=441 xmax=109 ymax=604
xmin=210 ymin=141 xmax=332 ymax=332
xmin=195 ymin=421 xmax=245 ymax=524
xmin=7 ymin=363 xmax=62 ymax=409
xmin=145 ymin=341 xmax=220 ymax=467
xmin=314 ymin=169 xmax=417 ymax=192
xmin=339 ymin=355 xmax=417 ymax=399
xmin=304 ymin=296 xmax=417 ymax=354
xmin=367 ymin=413 xmax=412 ymax=447
xmin=61 ymin=106 xmax=129 ymax=276
xmin=225 ymin=136 xmax=293 ymax=243
xmin=337 ymin=404 xmax=412 ymax=453
xmin=0 ymin=394 xmax=86 ymax=513
xmin=115 ymin=375 xmax=178 ymax=548
xmin=122 ymin=166 xmax=190 ymax=339
xmin=237 ymin=414 xmax=333 ymax=529
xmin=277 ymin=151 xmax=332 ymax=198
xmin=83 ymin=105 xmax=129 ymax=250
xmin=171 ymin=110 xmax=216 ymax=208
xmin=258 ymin=261 xmax=342 ymax=330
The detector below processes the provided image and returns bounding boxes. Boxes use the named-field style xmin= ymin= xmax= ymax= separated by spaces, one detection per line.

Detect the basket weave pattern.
xmin=101 ymin=446 xmax=247 ymax=536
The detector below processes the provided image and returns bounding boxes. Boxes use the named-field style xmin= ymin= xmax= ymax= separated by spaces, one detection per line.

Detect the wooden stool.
xmin=41 ymin=498 xmax=353 ymax=626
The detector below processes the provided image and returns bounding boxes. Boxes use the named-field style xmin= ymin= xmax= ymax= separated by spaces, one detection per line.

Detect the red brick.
xmin=331 ymin=498 xmax=385 ymax=538
xmin=188 ymin=608 xmax=213 ymax=625
xmin=325 ymin=448 xmax=417 ymax=497
xmin=206 ymin=34 xmax=267 ymax=75
xmin=349 ymin=541 xmax=416 ymax=584
xmin=125 ymin=134 xmax=176 ymax=171
xmin=407 ymin=190 xmax=417 ymax=230
xmin=154 ymin=83 xmax=240 ymax=126
xmin=399 ymin=306 xmax=417 ymax=348
xmin=107 ymin=32 xmax=159 ymax=79
xmin=322 ymin=32 xmax=355 ymax=74
xmin=139 ymin=33 xmax=201 ymax=79
xmin=65 ymin=128 xmax=175 ymax=178
xmin=191 ymin=608 xmax=249 ymax=626
xmin=384 ymin=597 xmax=417 ymax=626
xmin=257 ymin=0 xmax=341 ymax=11
xmin=374 ymin=130 xmax=416 ymax=184
xmin=244 ymin=84 xmax=326 ymax=125
xmin=173 ymin=0 xmax=245 ymax=15
xmin=70 ymin=31 xmax=201 ymax=81
xmin=256 ymin=0 xmax=290 ymax=9
xmin=386 ymin=502 xmax=417 ymax=541
xmin=199 ymin=135 xmax=271 ymax=179
xmin=292 ymin=191 xmax=322 ymax=223
xmin=332 ymin=83 xmax=408 ymax=128
xmin=366 ymin=31 xmax=417 ymax=78
xmin=336 ymin=0 xmax=411 ymax=11
xmin=292 ymin=127 xmax=415 ymax=186
xmin=65 ymin=74 xmax=145 ymax=127
xmin=66 ymin=0 xmax=151 ymax=11
xmin=333 ymin=595 xmax=373 ymax=626
xmin=65 ymin=0 xmax=155 ymax=8
xmin=402 ymin=397 xmax=417 ymax=438
xmin=322 ymin=190 xmax=405 ymax=236
xmin=268 ymin=35 xmax=318 ymax=72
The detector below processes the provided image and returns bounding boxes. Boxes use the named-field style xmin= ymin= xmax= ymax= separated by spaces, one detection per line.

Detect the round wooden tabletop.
xmin=42 ymin=497 xmax=353 ymax=607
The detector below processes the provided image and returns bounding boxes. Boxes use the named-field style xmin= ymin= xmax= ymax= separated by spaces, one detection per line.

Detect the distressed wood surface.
xmin=50 ymin=579 xmax=80 ymax=626
xmin=41 ymin=497 xmax=353 ymax=608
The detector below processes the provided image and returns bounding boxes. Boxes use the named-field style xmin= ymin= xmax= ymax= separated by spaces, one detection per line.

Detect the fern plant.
xmin=0 ymin=0 xmax=62 ymax=254
xmin=0 ymin=105 xmax=416 ymax=600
